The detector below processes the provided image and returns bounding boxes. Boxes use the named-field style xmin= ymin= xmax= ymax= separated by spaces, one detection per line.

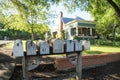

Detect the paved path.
xmin=0 ymin=40 xmax=15 ymax=80
xmin=0 ymin=40 xmax=13 ymax=46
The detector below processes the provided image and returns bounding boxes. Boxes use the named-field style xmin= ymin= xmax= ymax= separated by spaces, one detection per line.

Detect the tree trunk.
xmin=31 ymin=24 xmax=34 ymax=41
xmin=107 ymin=0 xmax=120 ymax=20
xmin=112 ymin=25 xmax=118 ymax=41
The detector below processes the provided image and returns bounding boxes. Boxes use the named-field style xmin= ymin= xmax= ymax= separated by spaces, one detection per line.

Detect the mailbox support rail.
xmin=13 ymin=39 xmax=90 ymax=80
xmin=21 ymin=52 xmax=82 ymax=80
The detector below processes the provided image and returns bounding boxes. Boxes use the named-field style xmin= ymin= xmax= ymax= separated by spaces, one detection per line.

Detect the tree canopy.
xmin=0 ymin=0 xmax=52 ymax=40
xmin=1 ymin=0 xmax=120 ymax=40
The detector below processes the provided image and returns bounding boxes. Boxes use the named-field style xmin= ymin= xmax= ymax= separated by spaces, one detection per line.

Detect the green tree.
xmin=10 ymin=0 xmax=51 ymax=40
xmin=0 ymin=0 xmax=51 ymax=40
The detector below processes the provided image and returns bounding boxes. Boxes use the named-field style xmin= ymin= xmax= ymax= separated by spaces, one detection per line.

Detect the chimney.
xmin=59 ymin=11 xmax=63 ymax=38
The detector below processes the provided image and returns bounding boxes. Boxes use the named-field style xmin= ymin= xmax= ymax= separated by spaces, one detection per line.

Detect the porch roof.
xmin=78 ymin=22 xmax=96 ymax=27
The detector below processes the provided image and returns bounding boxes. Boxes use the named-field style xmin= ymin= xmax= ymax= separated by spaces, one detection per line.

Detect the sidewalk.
xmin=0 ymin=40 xmax=13 ymax=46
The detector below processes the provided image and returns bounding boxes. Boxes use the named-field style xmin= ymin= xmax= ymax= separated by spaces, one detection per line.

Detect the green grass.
xmin=83 ymin=45 xmax=120 ymax=55
xmin=3 ymin=42 xmax=14 ymax=49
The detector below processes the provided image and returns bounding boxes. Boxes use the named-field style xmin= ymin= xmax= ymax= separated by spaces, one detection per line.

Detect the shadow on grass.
xmin=84 ymin=50 xmax=104 ymax=55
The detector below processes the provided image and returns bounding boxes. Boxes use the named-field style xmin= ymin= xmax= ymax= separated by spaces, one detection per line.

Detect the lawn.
xmin=83 ymin=45 xmax=120 ymax=55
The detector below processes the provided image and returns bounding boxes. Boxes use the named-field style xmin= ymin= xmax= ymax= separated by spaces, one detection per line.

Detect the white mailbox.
xmin=81 ymin=40 xmax=90 ymax=50
xmin=53 ymin=39 xmax=64 ymax=53
xmin=66 ymin=40 xmax=74 ymax=52
xmin=26 ymin=40 xmax=37 ymax=55
xmin=39 ymin=41 xmax=50 ymax=55
xmin=74 ymin=40 xmax=82 ymax=51
xmin=13 ymin=39 xmax=24 ymax=57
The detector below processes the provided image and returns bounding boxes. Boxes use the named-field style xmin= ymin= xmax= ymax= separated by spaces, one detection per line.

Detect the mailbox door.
xmin=26 ymin=40 xmax=37 ymax=55
xmin=81 ymin=40 xmax=90 ymax=50
xmin=74 ymin=40 xmax=82 ymax=51
xmin=40 ymin=42 xmax=50 ymax=55
xmin=53 ymin=39 xmax=64 ymax=53
xmin=66 ymin=40 xmax=74 ymax=52
xmin=13 ymin=39 xmax=24 ymax=57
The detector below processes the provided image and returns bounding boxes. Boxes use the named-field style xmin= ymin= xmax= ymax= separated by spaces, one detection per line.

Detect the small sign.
xmin=66 ymin=40 xmax=74 ymax=52
xmin=39 ymin=41 xmax=50 ymax=54
xmin=26 ymin=40 xmax=37 ymax=55
xmin=53 ymin=39 xmax=64 ymax=53
xmin=13 ymin=39 xmax=24 ymax=57
xmin=81 ymin=40 xmax=90 ymax=50
xmin=66 ymin=53 xmax=78 ymax=65
xmin=74 ymin=40 xmax=82 ymax=51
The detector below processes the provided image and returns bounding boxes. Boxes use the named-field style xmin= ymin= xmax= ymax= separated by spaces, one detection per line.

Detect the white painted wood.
xmin=53 ymin=39 xmax=64 ymax=53
xmin=26 ymin=40 xmax=37 ymax=55
xmin=13 ymin=39 xmax=24 ymax=57
xmin=66 ymin=53 xmax=78 ymax=65
xmin=81 ymin=40 xmax=90 ymax=50
xmin=74 ymin=40 xmax=82 ymax=51
xmin=66 ymin=40 xmax=74 ymax=52
xmin=39 ymin=41 xmax=50 ymax=54
xmin=26 ymin=56 xmax=40 ymax=71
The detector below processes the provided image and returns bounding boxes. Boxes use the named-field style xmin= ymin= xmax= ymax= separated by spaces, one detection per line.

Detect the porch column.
xmin=76 ymin=27 xmax=78 ymax=36
xmin=90 ymin=28 xmax=92 ymax=36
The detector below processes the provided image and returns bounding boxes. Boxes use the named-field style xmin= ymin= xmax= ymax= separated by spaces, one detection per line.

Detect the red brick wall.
xmin=55 ymin=52 xmax=120 ymax=71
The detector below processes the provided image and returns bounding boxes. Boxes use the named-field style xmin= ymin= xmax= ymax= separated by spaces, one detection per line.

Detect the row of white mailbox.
xmin=13 ymin=39 xmax=90 ymax=57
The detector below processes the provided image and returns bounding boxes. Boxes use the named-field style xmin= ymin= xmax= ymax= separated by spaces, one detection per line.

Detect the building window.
xmin=71 ymin=28 xmax=76 ymax=36
xmin=78 ymin=27 xmax=90 ymax=36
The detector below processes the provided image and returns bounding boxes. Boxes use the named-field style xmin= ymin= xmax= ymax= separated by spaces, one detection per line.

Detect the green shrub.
xmin=116 ymin=34 xmax=120 ymax=41
xmin=94 ymin=39 xmax=120 ymax=47
xmin=73 ymin=36 xmax=95 ymax=44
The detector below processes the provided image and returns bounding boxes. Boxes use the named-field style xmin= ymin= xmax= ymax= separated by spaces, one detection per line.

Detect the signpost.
xmin=13 ymin=39 xmax=90 ymax=80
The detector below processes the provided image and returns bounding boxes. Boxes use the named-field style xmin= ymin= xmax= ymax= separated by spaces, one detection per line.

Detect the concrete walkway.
xmin=0 ymin=40 xmax=13 ymax=46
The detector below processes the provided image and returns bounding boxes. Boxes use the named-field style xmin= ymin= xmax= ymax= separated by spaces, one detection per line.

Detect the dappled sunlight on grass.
xmin=3 ymin=42 xmax=14 ymax=49
xmin=90 ymin=45 xmax=120 ymax=53
xmin=83 ymin=45 xmax=120 ymax=55
xmin=83 ymin=50 xmax=103 ymax=55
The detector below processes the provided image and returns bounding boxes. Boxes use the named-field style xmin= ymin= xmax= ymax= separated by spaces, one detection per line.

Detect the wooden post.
xmin=76 ymin=52 xmax=82 ymax=80
xmin=22 ymin=56 xmax=29 ymax=80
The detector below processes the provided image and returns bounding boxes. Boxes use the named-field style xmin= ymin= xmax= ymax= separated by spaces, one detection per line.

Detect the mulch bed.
xmin=10 ymin=59 xmax=120 ymax=80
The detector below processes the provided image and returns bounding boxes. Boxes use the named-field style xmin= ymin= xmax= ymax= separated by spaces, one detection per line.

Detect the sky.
xmin=49 ymin=4 xmax=92 ymax=31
